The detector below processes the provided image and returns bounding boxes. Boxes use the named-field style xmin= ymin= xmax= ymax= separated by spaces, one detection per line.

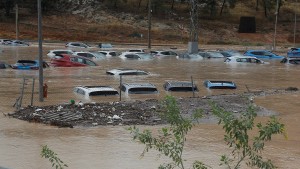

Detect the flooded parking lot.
xmin=0 ymin=44 xmax=299 ymax=169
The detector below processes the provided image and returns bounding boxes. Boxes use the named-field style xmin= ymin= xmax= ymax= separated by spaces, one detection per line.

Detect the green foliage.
xmin=211 ymin=102 xmax=286 ymax=169
xmin=41 ymin=145 xmax=68 ymax=169
xmin=128 ymin=95 xmax=207 ymax=169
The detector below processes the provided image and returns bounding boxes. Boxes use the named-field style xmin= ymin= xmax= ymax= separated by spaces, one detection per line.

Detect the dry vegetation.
xmin=0 ymin=0 xmax=299 ymax=46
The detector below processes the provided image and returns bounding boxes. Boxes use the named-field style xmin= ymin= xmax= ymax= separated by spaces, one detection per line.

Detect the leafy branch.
xmin=129 ymin=95 xmax=208 ymax=169
xmin=41 ymin=145 xmax=68 ymax=169
xmin=211 ymin=102 xmax=286 ymax=169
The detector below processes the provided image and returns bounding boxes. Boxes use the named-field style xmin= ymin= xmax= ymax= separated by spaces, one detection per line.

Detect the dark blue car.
xmin=287 ymin=48 xmax=300 ymax=58
xmin=12 ymin=60 xmax=49 ymax=70
xmin=244 ymin=50 xmax=285 ymax=59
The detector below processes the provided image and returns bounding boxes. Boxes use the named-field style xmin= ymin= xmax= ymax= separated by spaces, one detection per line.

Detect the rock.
xmin=112 ymin=107 xmax=116 ymax=112
xmin=35 ymin=108 xmax=43 ymax=112
xmin=92 ymin=123 xmax=98 ymax=126
xmin=57 ymin=106 xmax=63 ymax=111
xmin=113 ymin=115 xmax=121 ymax=121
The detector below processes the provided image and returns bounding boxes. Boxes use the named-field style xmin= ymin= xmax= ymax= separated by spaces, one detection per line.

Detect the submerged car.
xmin=287 ymin=48 xmax=300 ymax=58
xmin=204 ymin=80 xmax=237 ymax=89
xmin=151 ymin=50 xmax=178 ymax=58
xmin=106 ymin=68 xmax=149 ymax=75
xmin=73 ymin=86 xmax=119 ymax=96
xmin=12 ymin=60 xmax=49 ymax=70
xmin=0 ymin=61 xmax=11 ymax=69
xmin=50 ymin=54 xmax=98 ymax=67
xmin=65 ymin=42 xmax=91 ymax=48
xmin=73 ymin=51 xmax=105 ymax=60
xmin=281 ymin=57 xmax=300 ymax=64
xmin=98 ymin=51 xmax=117 ymax=57
xmin=120 ymin=83 xmax=158 ymax=94
xmin=0 ymin=39 xmax=12 ymax=45
xmin=8 ymin=40 xmax=29 ymax=46
xmin=198 ymin=51 xmax=225 ymax=58
xmin=224 ymin=56 xmax=264 ymax=64
xmin=98 ymin=43 xmax=113 ymax=48
xmin=244 ymin=50 xmax=284 ymax=59
xmin=163 ymin=81 xmax=198 ymax=92
xmin=176 ymin=53 xmax=203 ymax=60
xmin=119 ymin=52 xmax=153 ymax=60
xmin=47 ymin=49 xmax=74 ymax=58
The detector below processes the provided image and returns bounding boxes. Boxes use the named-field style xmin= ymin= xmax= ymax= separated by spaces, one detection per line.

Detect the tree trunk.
xmin=138 ymin=0 xmax=142 ymax=9
xmin=263 ymin=0 xmax=268 ymax=17
xmin=171 ymin=0 xmax=175 ymax=10
xmin=220 ymin=0 xmax=226 ymax=16
xmin=256 ymin=0 xmax=259 ymax=11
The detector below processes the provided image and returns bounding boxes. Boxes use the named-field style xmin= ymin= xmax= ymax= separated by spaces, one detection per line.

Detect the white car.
xmin=8 ymin=40 xmax=29 ymax=46
xmin=151 ymin=50 xmax=178 ymax=58
xmin=47 ymin=49 xmax=74 ymax=58
xmin=127 ymin=49 xmax=145 ymax=53
xmin=119 ymin=52 xmax=153 ymax=60
xmin=65 ymin=42 xmax=91 ymax=48
xmin=73 ymin=51 xmax=105 ymax=60
xmin=120 ymin=83 xmax=158 ymax=94
xmin=0 ymin=39 xmax=12 ymax=45
xmin=73 ymin=86 xmax=119 ymax=97
xmin=106 ymin=68 xmax=149 ymax=75
xmin=98 ymin=51 xmax=117 ymax=57
xmin=224 ymin=56 xmax=264 ymax=64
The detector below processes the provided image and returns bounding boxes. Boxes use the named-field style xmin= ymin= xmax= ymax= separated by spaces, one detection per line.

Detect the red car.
xmin=50 ymin=54 xmax=98 ymax=67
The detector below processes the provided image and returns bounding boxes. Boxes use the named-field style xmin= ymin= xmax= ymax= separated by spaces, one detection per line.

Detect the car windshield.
xmin=16 ymin=60 xmax=36 ymax=66
xmin=128 ymin=87 xmax=158 ymax=94
xmin=89 ymin=91 xmax=118 ymax=96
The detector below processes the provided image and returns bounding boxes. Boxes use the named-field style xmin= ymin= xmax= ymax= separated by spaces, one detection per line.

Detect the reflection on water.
xmin=0 ymin=45 xmax=299 ymax=169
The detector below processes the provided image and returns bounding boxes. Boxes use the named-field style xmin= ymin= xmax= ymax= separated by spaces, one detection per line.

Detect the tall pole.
xmin=273 ymin=0 xmax=279 ymax=51
xmin=294 ymin=0 xmax=298 ymax=46
xmin=38 ymin=0 xmax=44 ymax=102
xmin=148 ymin=0 xmax=151 ymax=49
xmin=15 ymin=3 xmax=19 ymax=40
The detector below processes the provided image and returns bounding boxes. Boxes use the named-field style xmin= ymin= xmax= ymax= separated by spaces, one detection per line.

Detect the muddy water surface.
xmin=0 ymin=45 xmax=299 ymax=169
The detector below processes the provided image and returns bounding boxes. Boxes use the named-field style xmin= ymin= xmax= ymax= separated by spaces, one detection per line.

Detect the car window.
xmin=251 ymin=51 xmax=263 ymax=55
xmin=109 ymin=52 xmax=117 ymax=56
xmin=125 ymin=54 xmax=140 ymax=59
xmin=78 ymin=89 xmax=85 ymax=95
xmin=77 ymin=58 xmax=85 ymax=64
xmin=85 ymin=59 xmax=96 ymax=66
xmin=161 ymin=51 xmax=169 ymax=55
xmin=85 ymin=53 xmax=94 ymax=58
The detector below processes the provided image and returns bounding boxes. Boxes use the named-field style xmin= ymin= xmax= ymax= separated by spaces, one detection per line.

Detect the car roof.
xmin=165 ymin=81 xmax=195 ymax=86
xmin=75 ymin=86 xmax=117 ymax=92
xmin=122 ymin=83 xmax=156 ymax=88
xmin=50 ymin=49 xmax=73 ymax=51
xmin=106 ymin=68 xmax=149 ymax=75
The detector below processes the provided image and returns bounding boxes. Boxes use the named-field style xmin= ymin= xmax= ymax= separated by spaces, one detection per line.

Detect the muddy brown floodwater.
xmin=0 ymin=44 xmax=299 ymax=169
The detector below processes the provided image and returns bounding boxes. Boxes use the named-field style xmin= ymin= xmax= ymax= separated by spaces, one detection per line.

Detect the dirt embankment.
xmin=7 ymin=88 xmax=298 ymax=128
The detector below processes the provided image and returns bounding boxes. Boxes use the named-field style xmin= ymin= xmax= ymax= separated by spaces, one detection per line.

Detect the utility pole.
xmin=273 ymin=0 xmax=279 ymax=51
xmin=294 ymin=0 xmax=298 ymax=46
xmin=188 ymin=0 xmax=199 ymax=53
xmin=148 ymin=0 xmax=151 ymax=49
xmin=38 ymin=0 xmax=44 ymax=102
xmin=15 ymin=3 xmax=19 ymax=40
